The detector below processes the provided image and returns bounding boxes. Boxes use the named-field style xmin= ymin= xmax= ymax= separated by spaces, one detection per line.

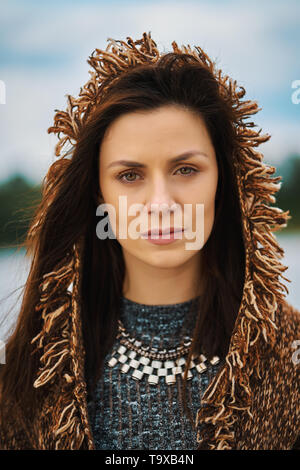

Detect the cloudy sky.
xmin=0 ymin=0 xmax=300 ymax=184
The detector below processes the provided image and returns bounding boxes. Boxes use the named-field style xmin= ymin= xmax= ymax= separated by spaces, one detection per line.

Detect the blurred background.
xmin=0 ymin=0 xmax=300 ymax=341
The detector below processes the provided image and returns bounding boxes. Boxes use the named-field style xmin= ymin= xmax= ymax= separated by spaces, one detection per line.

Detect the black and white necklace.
xmin=107 ymin=319 xmax=220 ymax=385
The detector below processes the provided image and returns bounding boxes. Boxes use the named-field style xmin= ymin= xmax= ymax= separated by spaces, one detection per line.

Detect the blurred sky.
xmin=0 ymin=0 xmax=300 ymax=184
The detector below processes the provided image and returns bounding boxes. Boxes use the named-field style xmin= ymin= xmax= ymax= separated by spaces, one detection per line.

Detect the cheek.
xmin=111 ymin=201 xmax=146 ymax=245
xmin=203 ymin=180 xmax=218 ymax=239
xmin=190 ymin=175 xmax=218 ymax=236
xmin=100 ymin=178 xmax=116 ymax=203
xmin=190 ymin=197 xmax=215 ymax=237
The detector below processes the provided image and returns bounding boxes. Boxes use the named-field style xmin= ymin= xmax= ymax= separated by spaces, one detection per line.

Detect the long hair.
xmin=0 ymin=43 xmax=245 ymax=439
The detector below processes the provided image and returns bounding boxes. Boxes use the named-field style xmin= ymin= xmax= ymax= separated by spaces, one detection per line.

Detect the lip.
xmin=141 ymin=227 xmax=183 ymax=237
xmin=141 ymin=227 xmax=184 ymax=245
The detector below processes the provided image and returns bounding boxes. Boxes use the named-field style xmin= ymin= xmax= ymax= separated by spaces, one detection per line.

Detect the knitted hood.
xmin=29 ymin=32 xmax=291 ymax=450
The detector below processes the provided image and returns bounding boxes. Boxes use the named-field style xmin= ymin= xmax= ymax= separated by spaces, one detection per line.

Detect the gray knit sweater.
xmin=87 ymin=296 xmax=224 ymax=450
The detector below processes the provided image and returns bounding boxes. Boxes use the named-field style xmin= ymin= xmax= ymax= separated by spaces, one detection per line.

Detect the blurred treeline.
xmin=0 ymin=153 xmax=300 ymax=248
xmin=0 ymin=175 xmax=42 ymax=248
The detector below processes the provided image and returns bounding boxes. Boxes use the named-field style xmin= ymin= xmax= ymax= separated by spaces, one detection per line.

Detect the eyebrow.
xmin=106 ymin=151 xmax=209 ymax=169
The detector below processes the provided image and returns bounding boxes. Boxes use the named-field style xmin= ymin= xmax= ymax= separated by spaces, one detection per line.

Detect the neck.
xmin=122 ymin=250 xmax=202 ymax=305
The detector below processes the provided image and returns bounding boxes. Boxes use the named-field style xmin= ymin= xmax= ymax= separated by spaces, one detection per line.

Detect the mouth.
xmin=141 ymin=227 xmax=184 ymax=238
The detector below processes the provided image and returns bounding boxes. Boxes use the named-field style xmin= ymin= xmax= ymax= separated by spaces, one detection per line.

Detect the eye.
xmin=175 ymin=166 xmax=198 ymax=177
xmin=116 ymin=166 xmax=199 ymax=184
xmin=117 ymin=170 xmax=141 ymax=184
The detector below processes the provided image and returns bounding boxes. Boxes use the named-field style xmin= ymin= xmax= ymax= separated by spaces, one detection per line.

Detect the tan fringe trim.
xmin=31 ymin=242 xmax=93 ymax=449
xmin=49 ymin=239 xmax=95 ymax=450
xmin=47 ymin=32 xmax=162 ymax=158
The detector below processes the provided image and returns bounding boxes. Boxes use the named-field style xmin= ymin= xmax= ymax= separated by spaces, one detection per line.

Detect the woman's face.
xmin=98 ymin=104 xmax=218 ymax=270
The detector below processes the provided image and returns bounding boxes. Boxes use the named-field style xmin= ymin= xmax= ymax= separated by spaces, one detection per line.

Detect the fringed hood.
xmin=29 ymin=32 xmax=291 ymax=450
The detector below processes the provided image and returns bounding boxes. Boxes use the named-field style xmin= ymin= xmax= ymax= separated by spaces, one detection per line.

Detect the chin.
xmin=138 ymin=247 xmax=196 ymax=269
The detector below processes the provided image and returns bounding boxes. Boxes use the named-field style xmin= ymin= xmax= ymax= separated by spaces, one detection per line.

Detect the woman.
xmin=0 ymin=32 xmax=299 ymax=450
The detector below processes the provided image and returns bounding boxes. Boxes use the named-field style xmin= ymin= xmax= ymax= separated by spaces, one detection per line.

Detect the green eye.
xmin=118 ymin=171 xmax=141 ymax=183
xmin=117 ymin=166 xmax=198 ymax=184
xmin=176 ymin=166 xmax=198 ymax=176
xmin=178 ymin=167 xmax=191 ymax=175
xmin=124 ymin=172 xmax=138 ymax=182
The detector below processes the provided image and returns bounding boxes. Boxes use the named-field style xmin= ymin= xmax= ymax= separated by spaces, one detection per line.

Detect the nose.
xmin=143 ymin=175 xmax=178 ymax=217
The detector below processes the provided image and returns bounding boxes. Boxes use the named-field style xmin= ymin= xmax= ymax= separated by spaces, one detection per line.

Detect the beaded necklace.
xmin=107 ymin=319 xmax=220 ymax=385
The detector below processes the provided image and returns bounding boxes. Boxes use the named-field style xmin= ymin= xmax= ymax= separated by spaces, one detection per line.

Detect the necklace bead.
xmin=107 ymin=320 xmax=220 ymax=386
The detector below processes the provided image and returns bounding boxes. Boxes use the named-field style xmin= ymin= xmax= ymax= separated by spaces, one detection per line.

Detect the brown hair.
xmin=0 ymin=33 xmax=247 ymax=441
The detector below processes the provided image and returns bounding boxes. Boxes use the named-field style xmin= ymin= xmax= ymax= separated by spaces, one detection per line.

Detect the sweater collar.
xmin=119 ymin=295 xmax=201 ymax=347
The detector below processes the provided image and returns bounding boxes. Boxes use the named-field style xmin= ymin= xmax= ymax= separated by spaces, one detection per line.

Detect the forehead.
xmin=99 ymin=105 xmax=214 ymax=163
